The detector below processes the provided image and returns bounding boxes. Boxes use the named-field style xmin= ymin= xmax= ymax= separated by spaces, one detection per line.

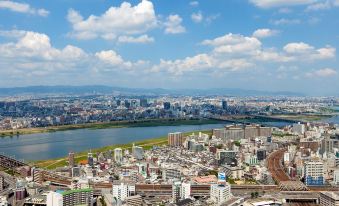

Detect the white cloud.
xmin=270 ymin=18 xmax=301 ymax=25
xmin=190 ymin=1 xmax=199 ymax=7
xmin=0 ymin=30 xmax=149 ymax=78
xmin=306 ymin=68 xmax=337 ymax=77
xmin=283 ymin=42 xmax=336 ymax=60
xmin=249 ymin=0 xmax=316 ymax=8
xmin=305 ymin=0 xmax=339 ymax=11
xmin=252 ymin=28 xmax=279 ymax=38
xmin=117 ymin=35 xmax=154 ymax=44
xmin=151 ymin=31 xmax=336 ymax=76
xmin=191 ymin=12 xmax=203 ymax=23
xmin=164 ymin=14 xmax=186 ymax=34
xmin=0 ymin=0 xmax=49 ymax=16
xmin=67 ymin=0 xmax=157 ymax=40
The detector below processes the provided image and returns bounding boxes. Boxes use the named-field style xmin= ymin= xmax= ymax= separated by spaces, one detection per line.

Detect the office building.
xmin=68 ymin=152 xmax=75 ymax=168
xmin=319 ymin=192 xmax=339 ymax=206
xmin=47 ymin=191 xmax=63 ymax=206
xmin=139 ymin=99 xmax=148 ymax=107
xmin=321 ymin=134 xmax=339 ymax=154
xmin=114 ymin=148 xmax=123 ymax=163
xmin=210 ymin=183 xmax=231 ymax=205
xmin=304 ymin=161 xmax=324 ymax=185
xmin=87 ymin=152 xmax=94 ymax=167
xmin=132 ymin=145 xmax=144 ymax=160
xmin=164 ymin=102 xmax=171 ymax=110
xmin=292 ymin=123 xmax=305 ymax=135
xmin=222 ymin=100 xmax=228 ymax=110
xmin=216 ymin=149 xmax=237 ymax=166
xmin=256 ymin=149 xmax=267 ymax=161
xmin=168 ymin=132 xmax=184 ymax=147
xmin=112 ymin=183 xmax=135 ymax=201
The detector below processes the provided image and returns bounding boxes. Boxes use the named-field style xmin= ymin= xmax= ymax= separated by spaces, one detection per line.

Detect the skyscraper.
xmin=210 ymin=183 xmax=231 ymax=205
xmin=168 ymin=132 xmax=184 ymax=147
xmin=114 ymin=148 xmax=123 ymax=163
xmin=222 ymin=100 xmax=228 ymax=110
xmin=68 ymin=152 xmax=75 ymax=168
xmin=87 ymin=152 xmax=94 ymax=167
xmin=163 ymin=102 xmax=171 ymax=110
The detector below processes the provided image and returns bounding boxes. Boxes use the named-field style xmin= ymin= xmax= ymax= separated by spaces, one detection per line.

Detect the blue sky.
xmin=0 ymin=0 xmax=338 ymax=95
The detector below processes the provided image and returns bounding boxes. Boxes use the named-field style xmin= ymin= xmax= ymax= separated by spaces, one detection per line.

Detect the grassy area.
xmin=270 ymin=114 xmax=333 ymax=122
xmin=0 ymin=118 xmax=223 ymax=137
xmin=33 ymin=130 xmax=213 ymax=170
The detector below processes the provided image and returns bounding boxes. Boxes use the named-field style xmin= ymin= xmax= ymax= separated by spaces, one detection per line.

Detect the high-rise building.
xmin=112 ymin=183 xmax=136 ymax=201
xmin=256 ymin=149 xmax=267 ymax=161
xmin=333 ymin=169 xmax=339 ymax=186
xmin=222 ymin=100 xmax=228 ymax=110
xmin=168 ymin=132 xmax=184 ymax=147
xmin=140 ymin=99 xmax=148 ymax=107
xmin=163 ymin=102 xmax=171 ymax=110
xmin=87 ymin=152 xmax=94 ymax=167
xmin=0 ymin=176 xmax=4 ymax=192
xmin=180 ymin=183 xmax=191 ymax=199
xmin=132 ymin=145 xmax=144 ymax=160
xmin=210 ymin=183 xmax=231 ymax=205
xmin=47 ymin=191 xmax=63 ymax=206
xmin=114 ymin=148 xmax=123 ymax=163
xmin=216 ymin=149 xmax=237 ymax=166
xmin=304 ymin=161 xmax=324 ymax=185
xmin=292 ymin=122 xmax=305 ymax=135
xmin=68 ymin=152 xmax=75 ymax=168
xmin=172 ymin=181 xmax=181 ymax=203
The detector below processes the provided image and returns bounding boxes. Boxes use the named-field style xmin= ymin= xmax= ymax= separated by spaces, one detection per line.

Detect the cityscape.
xmin=0 ymin=0 xmax=339 ymax=206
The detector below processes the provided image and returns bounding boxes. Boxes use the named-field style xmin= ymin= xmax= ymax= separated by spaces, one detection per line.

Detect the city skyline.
xmin=0 ymin=0 xmax=338 ymax=95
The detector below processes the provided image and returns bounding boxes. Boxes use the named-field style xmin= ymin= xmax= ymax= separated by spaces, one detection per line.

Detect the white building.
xmin=304 ymin=161 xmax=324 ymax=185
xmin=181 ymin=182 xmax=191 ymax=199
xmin=46 ymin=191 xmax=63 ymax=206
xmin=210 ymin=183 xmax=231 ymax=205
xmin=0 ymin=196 xmax=8 ymax=206
xmin=292 ymin=123 xmax=305 ymax=135
xmin=319 ymin=191 xmax=339 ymax=206
xmin=114 ymin=148 xmax=123 ymax=163
xmin=112 ymin=183 xmax=135 ymax=201
xmin=333 ymin=169 xmax=339 ymax=186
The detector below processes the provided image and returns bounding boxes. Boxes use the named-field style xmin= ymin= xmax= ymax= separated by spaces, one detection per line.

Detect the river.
xmin=0 ymin=121 xmax=295 ymax=161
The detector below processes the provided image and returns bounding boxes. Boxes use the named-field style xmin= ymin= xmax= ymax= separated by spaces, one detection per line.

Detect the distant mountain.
xmin=0 ymin=85 xmax=304 ymax=97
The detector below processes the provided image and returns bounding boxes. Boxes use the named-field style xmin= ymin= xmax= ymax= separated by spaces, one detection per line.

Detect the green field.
xmin=33 ymin=130 xmax=213 ymax=170
xmin=0 ymin=118 xmax=223 ymax=137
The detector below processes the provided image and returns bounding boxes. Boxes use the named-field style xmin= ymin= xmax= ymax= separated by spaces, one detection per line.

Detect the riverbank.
xmin=0 ymin=118 xmax=223 ymax=137
xmin=33 ymin=130 xmax=212 ymax=170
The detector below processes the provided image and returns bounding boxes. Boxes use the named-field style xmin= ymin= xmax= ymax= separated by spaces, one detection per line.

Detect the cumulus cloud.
xmin=270 ymin=18 xmax=301 ymax=25
xmin=0 ymin=0 xmax=49 ymax=16
xmin=164 ymin=14 xmax=186 ymax=34
xmin=151 ymin=32 xmax=336 ymax=76
xmin=249 ymin=0 xmax=316 ymax=8
xmin=190 ymin=1 xmax=199 ymax=7
xmin=67 ymin=0 xmax=157 ymax=41
xmin=117 ymin=35 xmax=154 ymax=44
xmin=191 ymin=12 xmax=203 ymax=23
xmin=306 ymin=68 xmax=337 ymax=77
xmin=252 ymin=28 xmax=279 ymax=38
xmin=0 ymin=30 xmax=148 ymax=79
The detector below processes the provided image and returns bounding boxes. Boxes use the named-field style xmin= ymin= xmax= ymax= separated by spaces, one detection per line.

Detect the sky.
xmin=0 ymin=0 xmax=338 ymax=95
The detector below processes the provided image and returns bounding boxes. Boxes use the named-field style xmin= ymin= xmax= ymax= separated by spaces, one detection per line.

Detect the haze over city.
xmin=1 ymin=1 xmax=339 ymax=206
xmin=0 ymin=0 xmax=338 ymax=95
